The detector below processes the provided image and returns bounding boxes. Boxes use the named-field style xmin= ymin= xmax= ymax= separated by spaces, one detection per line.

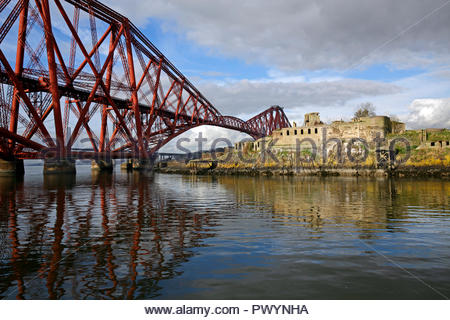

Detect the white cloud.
xmin=404 ymin=98 xmax=450 ymax=129
xmin=160 ymin=125 xmax=249 ymax=153
xmin=159 ymin=77 xmax=403 ymax=152
xmin=152 ymin=74 xmax=450 ymax=152
xmin=105 ymin=0 xmax=450 ymax=71
xmin=198 ymin=78 xmax=401 ymax=117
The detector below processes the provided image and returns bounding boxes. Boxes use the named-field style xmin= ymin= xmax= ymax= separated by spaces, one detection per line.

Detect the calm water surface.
xmin=0 ymin=165 xmax=449 ymax=299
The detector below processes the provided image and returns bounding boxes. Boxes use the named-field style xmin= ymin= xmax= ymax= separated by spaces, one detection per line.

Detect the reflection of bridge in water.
xmin=0 ymin=173 xmax=219 ymax=299
xmin=0 ymin=0 xmax=290 ymax=175
xmin=1 ymin=173 xmax=449 ymax=299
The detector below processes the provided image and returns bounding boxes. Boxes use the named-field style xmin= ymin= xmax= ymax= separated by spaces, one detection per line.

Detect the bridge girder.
xmin=0 ymin=0 xmax=290 ymax=160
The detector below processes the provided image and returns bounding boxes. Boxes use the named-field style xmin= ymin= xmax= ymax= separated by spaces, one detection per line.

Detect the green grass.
xmin=387 ymin=130 xmax=421 ymax=146
xmin=427 ymin=130 xmax=450 ymax=142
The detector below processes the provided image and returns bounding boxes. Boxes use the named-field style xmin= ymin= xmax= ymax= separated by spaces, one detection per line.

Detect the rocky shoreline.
xmin=155 ymin=165 xmax=450 ymax=178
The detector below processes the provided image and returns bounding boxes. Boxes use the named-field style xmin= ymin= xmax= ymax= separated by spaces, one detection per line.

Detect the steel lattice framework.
xmin=0 ymin=0 xmax=290 ymax=160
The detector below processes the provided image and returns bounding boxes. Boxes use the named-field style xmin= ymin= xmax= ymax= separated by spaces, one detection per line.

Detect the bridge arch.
xmin=0 ymin=0 xmax=290 ymax=160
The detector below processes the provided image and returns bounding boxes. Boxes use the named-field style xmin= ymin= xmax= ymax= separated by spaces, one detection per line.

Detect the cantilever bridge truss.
xmin=0 ymin=0 xmax=290 ymax=160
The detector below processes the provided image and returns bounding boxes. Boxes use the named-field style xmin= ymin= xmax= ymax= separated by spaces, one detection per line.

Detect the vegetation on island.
xmin=157 ymin=103 xmax=449 ymax=176
xmin=353 ymin=102 xmax=376 ymax=120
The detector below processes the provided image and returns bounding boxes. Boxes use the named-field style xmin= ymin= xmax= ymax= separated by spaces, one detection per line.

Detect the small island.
xmin=156 ymin=110 xmax=450 ymax=178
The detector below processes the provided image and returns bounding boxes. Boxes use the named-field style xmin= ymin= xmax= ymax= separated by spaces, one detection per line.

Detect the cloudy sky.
xmin=24 ymin=0 xmax=450 ymax=151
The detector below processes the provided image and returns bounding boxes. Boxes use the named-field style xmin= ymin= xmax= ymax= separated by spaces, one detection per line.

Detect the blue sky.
xmin=106 ymin=0 xmax=450 ymax=152
xmin=3 ymin=0 xmax=449 ymax=152
xmin=139 ymin=18 xmax=268 ymax=81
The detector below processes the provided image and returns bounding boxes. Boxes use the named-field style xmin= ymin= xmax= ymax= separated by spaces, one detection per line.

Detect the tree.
xmin=353 ymin=102 xmax=376 ymax=119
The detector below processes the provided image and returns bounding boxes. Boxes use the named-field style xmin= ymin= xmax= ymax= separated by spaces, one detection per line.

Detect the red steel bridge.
xmin=0 ymin=0 xmax=290 ymax=161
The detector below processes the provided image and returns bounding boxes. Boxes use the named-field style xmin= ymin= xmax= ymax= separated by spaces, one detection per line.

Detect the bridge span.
xmin=0 ymin=0 xmax=290 ymax=173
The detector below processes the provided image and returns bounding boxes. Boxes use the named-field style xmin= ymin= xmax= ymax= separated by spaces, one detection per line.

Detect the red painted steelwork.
xmin=0 ymin=0 xmax=290 ymax=160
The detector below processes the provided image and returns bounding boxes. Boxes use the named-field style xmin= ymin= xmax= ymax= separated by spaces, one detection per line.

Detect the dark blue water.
xmin=1 ymin=165 xmax=449 ymax=299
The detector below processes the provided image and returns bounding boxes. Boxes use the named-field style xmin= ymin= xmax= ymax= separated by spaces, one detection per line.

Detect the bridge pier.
xmin=0 ymin=158 xmax=24 ymax=176
xmin=43 ymin=159 xmax=76 ymax=175
xmin=91 ymin=159 xmax=114 ymax=172
xmin=0 ymin=0 xmax=292 ymax=168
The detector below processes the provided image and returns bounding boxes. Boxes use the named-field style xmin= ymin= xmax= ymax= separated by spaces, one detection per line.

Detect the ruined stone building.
xmin=416 ymin=128 xmax=450 ymax=149
xmin=252 ymin=112 xmax=405 ymax=153
xmin=235 ymin=111 xmax=449 ymax=160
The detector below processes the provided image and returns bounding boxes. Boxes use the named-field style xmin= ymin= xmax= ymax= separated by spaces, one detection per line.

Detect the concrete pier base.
xmin=0 ymin=158 xmax=24 ymax=176
xmin=43 ymin=159 xmax=76 ymax=175
xmin=91 ymin=159 xmax=114 ymax=172
xmin=132 ymin=159 xmax=154 ymax=171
